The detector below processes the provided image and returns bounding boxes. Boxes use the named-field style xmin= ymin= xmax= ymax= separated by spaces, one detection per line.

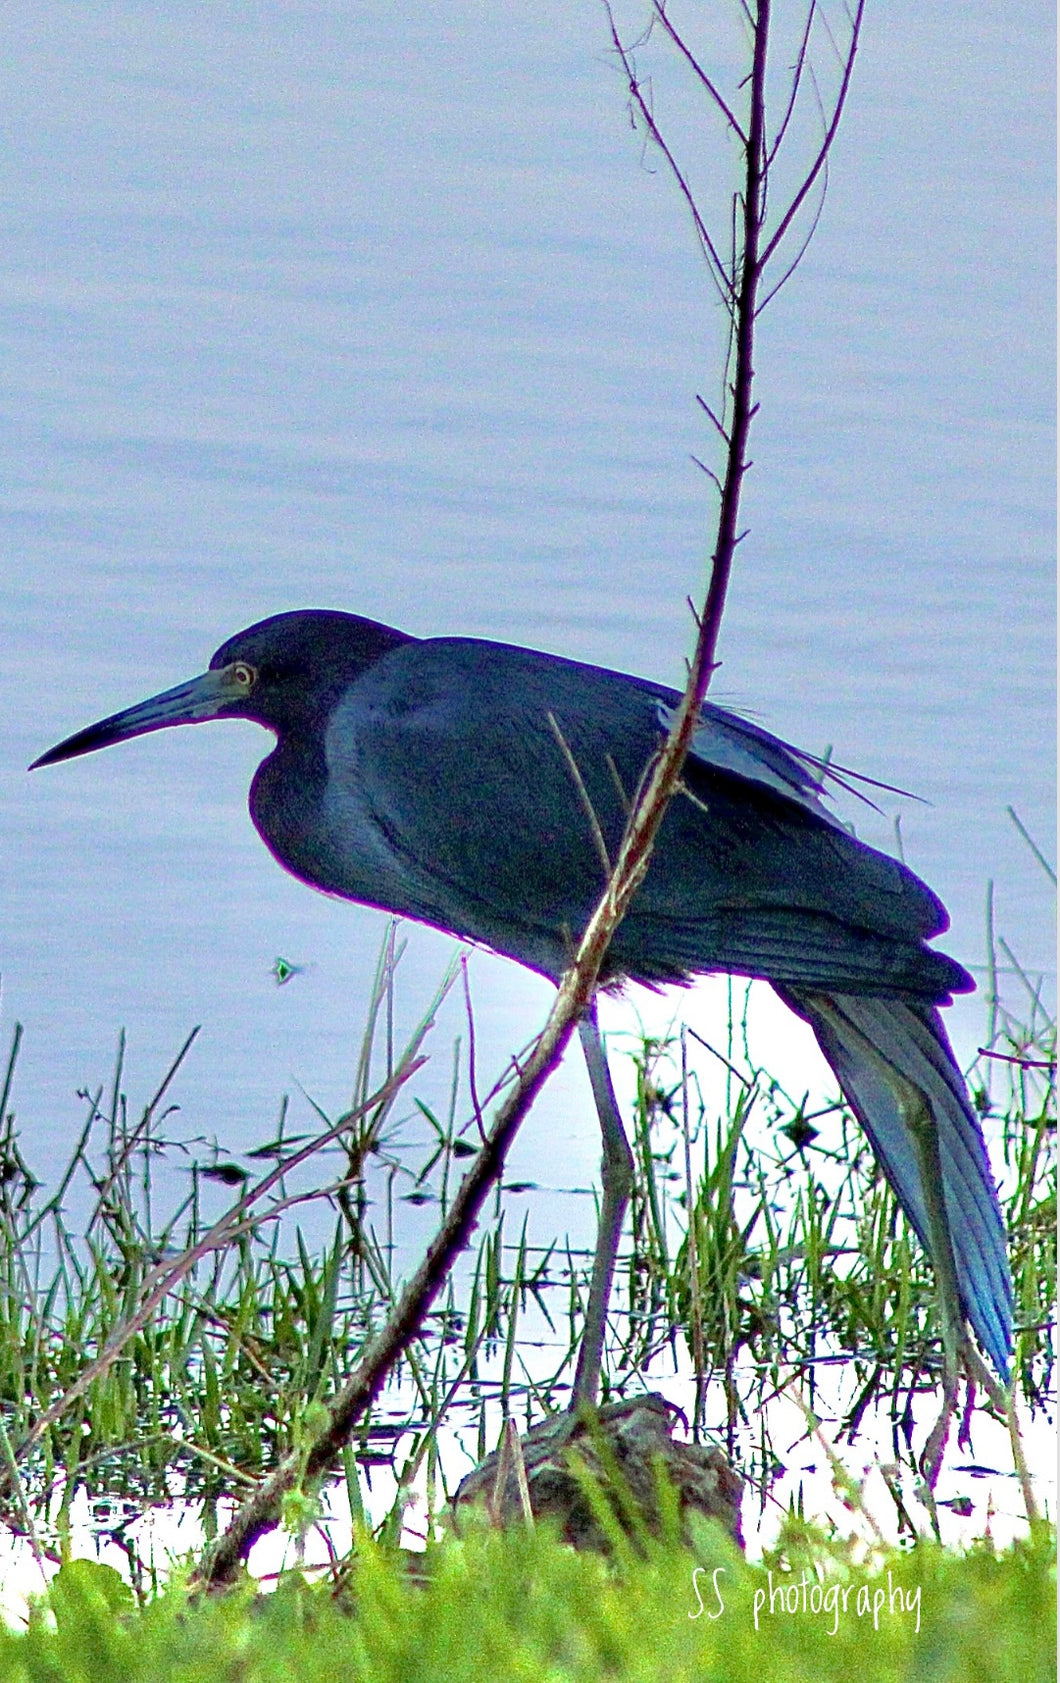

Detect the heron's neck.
xmin=247 ymin=733 xmax=332 ymax=893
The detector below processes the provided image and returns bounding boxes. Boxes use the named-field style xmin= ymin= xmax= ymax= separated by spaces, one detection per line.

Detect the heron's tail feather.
xmin=776 ymin=987 xmax=1012 ymax=1379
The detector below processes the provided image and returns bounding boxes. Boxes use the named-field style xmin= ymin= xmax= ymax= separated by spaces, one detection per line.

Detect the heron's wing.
xmin=777 ymin=987 xmax=1013 ymax=1378
xmin=324 ymin=637 xmax=963 ymax=996
xmin=325 ymin=639 xmax=1011 ymax=1374
xmin=662 ymin=701 xmax=843 ymax=826
xmin=321 ymin=638 xmax=649 ymax=964
xmin=621 ymin=706 xmax=966 ymax=994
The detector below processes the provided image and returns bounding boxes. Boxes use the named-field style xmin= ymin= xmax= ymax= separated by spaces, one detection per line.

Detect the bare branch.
xmin=195 ymin=0 xmax=847 ymax=1588
xmin=690 ymin=454 xmax=723 ymax=495
xmin=695 ymin=392 xmax=731 ymax=444
xmin=461 ymin=955 xmax=487 ymax=1141
xmin=547 ymin=711 xmax=613 ymax=876
xmin=759 ymin=0 xmax=865 ymax=270
xmin=767 ymin=0 xmax=817 ymax=165
xmin=196 ymin=967 xmax=593 ymax=1587
xmin=604 ymin=2 xmax=737 ymax=309
xmin=756 ymin=163 xmax=828 ymax=312
xmin=652 ymin=2 xmax=748 ymax=144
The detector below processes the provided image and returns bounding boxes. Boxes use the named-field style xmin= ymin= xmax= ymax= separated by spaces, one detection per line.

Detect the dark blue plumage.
xmin=32 ymin=608 xmax=1012 ymax=1379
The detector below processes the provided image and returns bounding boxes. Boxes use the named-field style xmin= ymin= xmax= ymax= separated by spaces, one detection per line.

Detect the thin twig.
xmin=759 ymin=0 xmax=865 ymax=269
xmin=461 ymin=955 xmax=487 ymax=1141
xmin=4 ymin=1062 xmax=422 ymax=1487
xmin=547 ymin=711 xmax=613 ymax=875
xmin=695 ymin=393 xmax=732 ymax=444
xmin=961 ymin=1341 xmax=1040 ymax=1526
xmin=1006 ymin=805 xmax=1056 ymax=885
xmin=652 ymin=1 xmax=748 ymax=143
xmin=767 ymin=0 xmax=817 ymax=165
xmin=604 ymin=3 xmax=737 ymax=309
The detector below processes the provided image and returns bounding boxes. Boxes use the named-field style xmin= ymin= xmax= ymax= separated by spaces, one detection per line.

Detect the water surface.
xmin=0 ymin=2 xmax=1053 ymax=1207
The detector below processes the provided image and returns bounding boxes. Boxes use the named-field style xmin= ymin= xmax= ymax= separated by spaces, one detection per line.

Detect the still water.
xmin=0 ymin=3 xmax=1053 ymax=1218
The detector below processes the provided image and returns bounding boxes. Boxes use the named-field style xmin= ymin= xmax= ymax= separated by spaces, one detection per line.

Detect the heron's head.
xmin=30 ymin=609 xmax=413 ymax=769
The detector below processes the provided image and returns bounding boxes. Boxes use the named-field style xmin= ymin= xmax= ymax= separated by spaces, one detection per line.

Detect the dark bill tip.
xmin=29 ymin=668 xmax=237 ymax=771
xmin=29 ymin=721 xmax=135 ymax=770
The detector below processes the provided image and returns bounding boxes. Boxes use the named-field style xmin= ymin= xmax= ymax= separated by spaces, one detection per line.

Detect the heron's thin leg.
xmin=571 ymin=1002 xmax=634 ymax=1406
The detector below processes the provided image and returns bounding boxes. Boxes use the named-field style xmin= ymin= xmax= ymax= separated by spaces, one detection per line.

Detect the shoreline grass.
xmin=0 ymin=913 xmax=1050 ymax=1592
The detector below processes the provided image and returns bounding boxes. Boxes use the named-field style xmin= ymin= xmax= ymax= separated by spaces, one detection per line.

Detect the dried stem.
xmin=5 ymin=1059 xmax=423 ymax=1496
xmin=197 ymin=0 xmax=862 ymax=1587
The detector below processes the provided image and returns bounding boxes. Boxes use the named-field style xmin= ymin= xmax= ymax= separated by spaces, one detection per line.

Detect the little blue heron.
xmin=32 ymin=609 xmax=1012 ymax=1394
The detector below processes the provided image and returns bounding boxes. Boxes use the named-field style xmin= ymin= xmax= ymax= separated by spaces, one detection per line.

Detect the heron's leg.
xmin=571 ymin=1002 xmax=634 ymax=1406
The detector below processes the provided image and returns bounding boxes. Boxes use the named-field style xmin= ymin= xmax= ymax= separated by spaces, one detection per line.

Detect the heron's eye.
xmin=231 ymin=662 xmax=257 ymax=690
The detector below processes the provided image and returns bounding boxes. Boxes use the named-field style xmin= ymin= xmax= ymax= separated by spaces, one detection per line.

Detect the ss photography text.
xmin=689 ymin=1567 xmax=923 ymax=1636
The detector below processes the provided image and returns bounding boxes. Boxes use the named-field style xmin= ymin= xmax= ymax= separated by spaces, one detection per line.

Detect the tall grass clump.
xmin=0 ymin=898 xmax=1050 ymax=1586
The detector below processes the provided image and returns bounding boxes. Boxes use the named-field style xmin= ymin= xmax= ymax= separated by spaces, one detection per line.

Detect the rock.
xmin=451 ymin=1393 xmax=743 ymax=1551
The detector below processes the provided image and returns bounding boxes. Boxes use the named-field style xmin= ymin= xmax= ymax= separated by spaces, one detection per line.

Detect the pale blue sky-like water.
xmin=0 ymin=3 xmax=1053 ymax=1230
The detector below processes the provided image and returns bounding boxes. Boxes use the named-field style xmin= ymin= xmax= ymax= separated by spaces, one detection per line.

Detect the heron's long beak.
xmin=29 ymin=667 xmax=244 ymax=769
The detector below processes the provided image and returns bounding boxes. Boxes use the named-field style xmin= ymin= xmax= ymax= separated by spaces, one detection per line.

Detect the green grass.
xmin=0 ymin=907 xmax=1051 ymax=1584
xmin=0 ymin=1516 xmax=1053 ymax=1682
